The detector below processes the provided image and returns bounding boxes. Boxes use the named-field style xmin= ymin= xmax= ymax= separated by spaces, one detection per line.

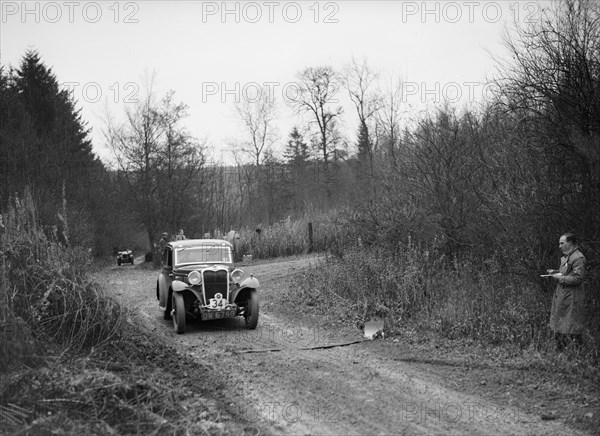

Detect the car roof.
xmin=167 ymin=239 xmax=233 ymax=249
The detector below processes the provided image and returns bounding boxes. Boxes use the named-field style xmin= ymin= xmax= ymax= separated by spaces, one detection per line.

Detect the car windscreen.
xmin=174 ymin=244 xmax=232 ymax=264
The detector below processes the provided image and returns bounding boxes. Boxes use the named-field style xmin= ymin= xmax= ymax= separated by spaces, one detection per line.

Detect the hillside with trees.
xmin=0 ymin=0 xmax=598 ymax=433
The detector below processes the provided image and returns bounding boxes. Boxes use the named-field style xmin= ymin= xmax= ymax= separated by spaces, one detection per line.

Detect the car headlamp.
xmin=188 ymin=270 xmax=201 ymax=285
xmin=231 ymin=269 xmax=244 ymax=283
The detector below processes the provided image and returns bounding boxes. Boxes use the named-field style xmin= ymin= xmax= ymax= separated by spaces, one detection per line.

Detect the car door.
xmin=158 ymin=246 xmax=173 ymax=307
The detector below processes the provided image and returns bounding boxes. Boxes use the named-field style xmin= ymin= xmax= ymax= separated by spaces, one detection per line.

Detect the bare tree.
xmin=407 ymin=107 xmax=482 ymax=256
xmin=496 ymin=0 xmax=600 ymax=253
xmin=157 ymin=91 xmax=206 ymax=233
xmin=375 ymin=74 xmax=405 ymax=168
xmin=288 ymin=66 xmax=343 ymax=199
xmin=343 ymin=58 xmax=380 ymax=194
xmin=105 ymin=80 xmax=204 ymax=250
xmin=234 ymin=86 xmax=278 ymax=167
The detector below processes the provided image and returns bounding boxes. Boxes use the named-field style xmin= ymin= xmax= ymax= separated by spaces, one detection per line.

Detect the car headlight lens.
xmin=231 ymin=269 xmax=244 ymax=283
xmin=188 ymin=271 xmax=201 ymax=285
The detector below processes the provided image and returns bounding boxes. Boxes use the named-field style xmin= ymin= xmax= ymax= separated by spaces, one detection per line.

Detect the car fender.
xmin=240 ymin=276 xmax=260 ymax=290
xmin=231 ymin=277 xmax=260 ymax=303
xmin=171 ymin=280 xmax=204 ymax=305
xmin=171 ymin=280 xmax=188 ymax=293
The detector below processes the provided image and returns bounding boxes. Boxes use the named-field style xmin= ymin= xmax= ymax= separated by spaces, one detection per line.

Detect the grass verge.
xmin=0 ymin=193 xmax=250 ymax=435
xmin=0 ymin=320 xmax=255 ymax=435
xmin=273 ymin=248 xmax=600 ymax=434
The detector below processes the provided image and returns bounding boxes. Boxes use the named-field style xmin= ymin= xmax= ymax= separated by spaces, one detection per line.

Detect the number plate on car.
xmin=202 ymin=310 xmax=236 ymax=320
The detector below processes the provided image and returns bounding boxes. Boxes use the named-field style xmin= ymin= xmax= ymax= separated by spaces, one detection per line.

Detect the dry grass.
xmin=236 ymin=211 xmax=350 ymax=259
xmin=0 ymin=192 xmax=234 ymax=435
xmin=0 ymin=326 xmax=230 ymax=435
xmin=1 ymin=192 xmax=124 ymax=372
xmin=284 ymin=242 xmax=600 ymax=373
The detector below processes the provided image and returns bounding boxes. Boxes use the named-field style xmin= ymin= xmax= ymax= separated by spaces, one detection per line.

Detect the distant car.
xmin=116 ymin=249 xmax=134 ymax=266
xmin=156 ymin=239 xmax=260 ymax=334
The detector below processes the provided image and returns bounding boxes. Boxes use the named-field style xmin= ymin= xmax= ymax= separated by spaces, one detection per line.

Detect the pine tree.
xmin=356 ymin=122 xmax=371 ymax=167
xmin=12 ymin=50 xmax=97 ymax=201
xmin=0 ymin=65 xmax=37 ymax=206
xmin=284 ymin=127 xmax=310 ymax=170
xmin=1 ymin=50 xmax=106 ymax=247
xmin=283 ymin=127 xmax=312 ymax=214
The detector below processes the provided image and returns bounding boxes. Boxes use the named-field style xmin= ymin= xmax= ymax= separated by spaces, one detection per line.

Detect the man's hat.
xmin=162 ymin=232 xmax=168 ymax=237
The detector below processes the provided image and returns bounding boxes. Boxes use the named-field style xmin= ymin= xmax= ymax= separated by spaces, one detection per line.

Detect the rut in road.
xmin=102 ymin=256 xmax=590 ymax=436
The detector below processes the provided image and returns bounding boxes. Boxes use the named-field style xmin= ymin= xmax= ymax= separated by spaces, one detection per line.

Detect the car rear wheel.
xmin=172 ymin=292 xmax=186 ymax=334
xmin=244 ymin=291 xmax=259 ymax=330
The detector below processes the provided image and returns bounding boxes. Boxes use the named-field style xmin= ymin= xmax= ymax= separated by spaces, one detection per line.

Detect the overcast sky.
xmin=1 ymin=1 xmax=551 ymax=165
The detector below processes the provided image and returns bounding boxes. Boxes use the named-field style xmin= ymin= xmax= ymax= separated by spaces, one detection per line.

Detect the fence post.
xmin=308 ymin=222 xmax=314 ymax=253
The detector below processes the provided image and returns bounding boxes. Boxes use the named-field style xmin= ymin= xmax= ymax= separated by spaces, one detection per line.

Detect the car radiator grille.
xmin=203 ymin=270 xmax=228 ymax=302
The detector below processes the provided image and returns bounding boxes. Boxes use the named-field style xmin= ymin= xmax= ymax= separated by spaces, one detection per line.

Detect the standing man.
xmin=155 ymin=232 xmax=170 ymax=267
xmin=159 ymin=232 xmax=169 ymax=251
xmin=176 ymin=229 xmax=187 ymax=241
xmin=546 ymin=233 xmax=587 ymax=350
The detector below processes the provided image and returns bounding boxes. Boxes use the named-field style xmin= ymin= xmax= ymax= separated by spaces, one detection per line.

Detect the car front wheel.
xmin=163 ymin=290 xmax=172 ymax=320
xmin=172 ymin=293 xmax=186 ymax=334
xmin=244 ymin=291 xmax=259 ymax=330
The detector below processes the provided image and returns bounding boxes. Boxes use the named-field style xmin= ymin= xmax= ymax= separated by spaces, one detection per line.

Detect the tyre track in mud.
xmin=102 ymin=256 xmax=590 ymax=435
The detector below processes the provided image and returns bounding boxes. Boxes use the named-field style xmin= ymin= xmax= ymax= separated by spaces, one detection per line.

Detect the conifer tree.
xmin=1 ymin=50 xmax=106 ymax=247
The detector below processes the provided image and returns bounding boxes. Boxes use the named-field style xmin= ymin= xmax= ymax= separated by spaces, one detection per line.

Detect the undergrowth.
xmin=1 ymin=192 xmax=124 ymax=372
xmin=0 ymin=192 xmax=231 ymax=434
xmin=0 ymin=325 xmax=228 ymax=435
xmin=288 ymin=242 xmax=600 ymax=373
xmin=236 ymin=211 xmax=350 ymax=259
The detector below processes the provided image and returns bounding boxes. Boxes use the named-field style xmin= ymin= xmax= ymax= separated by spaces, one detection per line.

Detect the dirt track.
xmin=102 ymin=255 xmax=591 ymax=435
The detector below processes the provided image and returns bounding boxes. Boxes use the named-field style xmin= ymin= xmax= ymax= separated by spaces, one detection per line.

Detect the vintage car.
xmin=156 ymin=239 xmax=260 ymax=334
xmin=116 ymin=249 xmax=134 ymax=266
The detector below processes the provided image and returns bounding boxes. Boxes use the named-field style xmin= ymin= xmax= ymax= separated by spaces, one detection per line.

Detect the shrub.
xmin=235 ymin=211 xmax=351 ymax=259
xmin=0 ymin=192 xmax=124 ymax=372
xmin=289 ymin=242 xmax=599 ymax=362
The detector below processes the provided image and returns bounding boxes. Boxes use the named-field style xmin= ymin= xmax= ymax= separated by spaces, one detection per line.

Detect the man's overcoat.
xmin=549 ymin=248 xmax=586 ymax=334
